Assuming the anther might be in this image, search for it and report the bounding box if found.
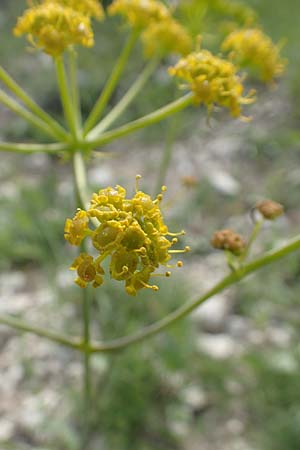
[135,174,142,192]
[177,261,183,267]
[167,230,185,237]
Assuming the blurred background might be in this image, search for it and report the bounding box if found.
[1,1,300,449]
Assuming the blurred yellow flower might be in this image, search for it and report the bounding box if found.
[14,2,95,56]
[141,18,192,58]
[45,0,104,19]
[108,0,171,30]
[222,28,286,83]
[169,49,255,118]
[65,177,189,296]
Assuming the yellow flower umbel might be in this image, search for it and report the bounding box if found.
[221,28,286,83]
[108,0,171,30]
[169,49,255,118]
[141,18,192,58]
[14,2,96,56]
[44,0,104,19]
[64,176,189,296]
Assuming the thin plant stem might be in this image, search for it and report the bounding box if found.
[0,314,81,350]
[86,56,160,138]
[72,150,93,448]
[0,88,65,140]
[0,141,70,153]
[87,233,300,353]
[154,112,181,195]
[84,93,194,150]
[73,150,89,209]
[0,65,69,141]
[1,233,299,352]
[68,49,82,132]
[84,29,139,134]
[240,219,264,263]
[81,286,92,449]
[55,56,78,138]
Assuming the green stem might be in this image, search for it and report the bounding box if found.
[84,93,194,150]
[0,88,65,140]
[81,287,92,449]
[73,151,93,448]
[154,113,180,195]
[55,57,78,138]
[0,65,69,141]
[0,141,70,153]
[87,233,300,353]
[0,314,81,350]
[68,49,82,132]
[73,150,89,209]
[87,57,160,138]
[1,234,299,353]
[84,29,139,134]
[240,220,264,263]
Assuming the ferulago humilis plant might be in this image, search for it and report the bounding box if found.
[0,0,297,448]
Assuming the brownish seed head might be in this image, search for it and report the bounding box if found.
[256,200,284,220]
[211,229,246,255]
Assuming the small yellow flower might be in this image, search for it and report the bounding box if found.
[141,18,192,57]
[108,0,171,30]
[64,209,90,246]
[14,2,95,56]
[65,177,189,295]
[221,28,286,83]
[70,253,104,288]
[169,49,255,118]
[45,0,104,19]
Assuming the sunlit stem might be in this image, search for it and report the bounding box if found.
[55,56,78,138]
[84,29,139,134]
[0,141,70,154]
[87,56,160,139]
[68,48,82,132]
[84,93,194,150]
[73,150,89,210]
[0,65,69,141]
[0,88,64,140]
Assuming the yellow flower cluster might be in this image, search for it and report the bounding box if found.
[169,49,255,118]
[45,0,104,19]
[64,177,189,296]
[108,0,170,30]
[141,19,192,58]
[222,28,286,83]
[14,0,104,56]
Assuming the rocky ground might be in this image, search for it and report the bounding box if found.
[0,85,298,450]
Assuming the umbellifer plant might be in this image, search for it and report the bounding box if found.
[0,0,297,448]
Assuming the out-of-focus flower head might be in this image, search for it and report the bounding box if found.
[44,0,104,20]
[222,28,286,83]
[108,0,171,30]
[141,17,192,58]
[14,0,103,56]
[255,200,284,220]
[169,47,255,119]
[211,229,246,255]
[64,176,189,295]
